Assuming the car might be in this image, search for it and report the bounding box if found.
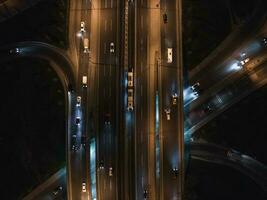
[163,13,168,23]
[227,149,242,161]
[203,104,213,113]
[82,182,86,192]
[262,38,267,45]
[76,96,81,106]
[191,82,201,95]
[109,167,113,176]
[172,93,178,105]
[99,160,104,170]
[110,42,115,53]
[239,58,250,66]
[167,48,172,63]
[52,186,62,196]
[75,117,81,125]
[83,38,89,53]
[80,21,85,32]
[9,48,20,54]
[72,135,79,152]
[104,113,111,124]
[164,108,171,120]
[81,135,86,147]
[143,189,148,199]
[172,167,178,179]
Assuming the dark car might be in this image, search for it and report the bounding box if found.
[52,186,63,196]
[99,160,104,170]
[163,13,168,23]
[75,117,81,125]
[104,113,111,124]
[172,167,179,179]
[143,189,148,199]
[81,135,86,147]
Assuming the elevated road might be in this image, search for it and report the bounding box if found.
[191,142,267,192]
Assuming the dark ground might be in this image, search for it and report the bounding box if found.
[0,0,68,49]
[184,159,266,200]
[193,83,267,165]
[182,0,262,70]
[0,58,65,199]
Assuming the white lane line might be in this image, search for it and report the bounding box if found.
[111,0,113,8]
[105,0,107,8]
[110,19,113,31]
[104,66,106,76]
[109,86,111,97]
[109,65,111,76]
[141,15,144,29]
[104,42,106,54]
[140,61,143,74]
[104,19,107,32]
[141,84,143,97]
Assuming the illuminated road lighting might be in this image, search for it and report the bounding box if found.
[229,62,242,71]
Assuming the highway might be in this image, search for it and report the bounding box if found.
[93,0,120,199]
[159,0,184,199]
[5,0,267,200]
[186,31,267,136]
[134,0,151,199]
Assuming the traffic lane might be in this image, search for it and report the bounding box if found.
[102,4,118,200]
[135,70,149,199]
[68,0,83,67]
[189,39,266,96]
[161,66,180,199]
[188,48,267,112]
[135,1,149,198]
[187,61,267,133]
[23,168,66,200]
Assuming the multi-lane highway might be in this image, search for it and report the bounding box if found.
[8,0,267,200]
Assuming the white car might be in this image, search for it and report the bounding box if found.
[240,58,250,66]
[80,21,85,32]
[164,108,171,120]
[76,96,81,106]
[172,93,178,105]
[82,182,86,192]
[167,48,173,63]
[110,42,115,53]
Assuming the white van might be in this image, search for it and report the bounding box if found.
[82,76,87,88]
[83,38,89,53]
[167,48,173,63]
